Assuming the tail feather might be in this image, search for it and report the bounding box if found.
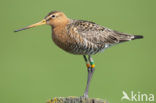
[114,31,143,43]
[132,35,144,40]
[119,35,143,43]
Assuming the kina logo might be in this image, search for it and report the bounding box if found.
[121,91,155,102]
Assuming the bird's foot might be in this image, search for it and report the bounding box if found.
[81,94,89,98]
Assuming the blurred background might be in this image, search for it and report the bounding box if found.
[0,0,155,103]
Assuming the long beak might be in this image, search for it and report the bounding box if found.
[14,19,46,32]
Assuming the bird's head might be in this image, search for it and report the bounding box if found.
[45,11,69,27]
[14,11,69,32]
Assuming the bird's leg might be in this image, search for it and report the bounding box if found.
[83,55,95,98]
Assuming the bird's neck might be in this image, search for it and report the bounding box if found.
[51,24,71,52]
[51,18,70,37]
[51,18,70,28]
[51,24,68,42]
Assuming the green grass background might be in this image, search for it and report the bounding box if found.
[0,0,155,103]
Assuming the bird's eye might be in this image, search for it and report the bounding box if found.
[51,15,56,18]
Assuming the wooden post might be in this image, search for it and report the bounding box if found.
[47,96,108,103]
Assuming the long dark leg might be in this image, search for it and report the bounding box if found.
[83,55,95,97]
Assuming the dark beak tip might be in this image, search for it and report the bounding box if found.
[14,30,18,32]
[13,27,28,32]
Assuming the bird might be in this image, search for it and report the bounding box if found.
[14,11,143,98]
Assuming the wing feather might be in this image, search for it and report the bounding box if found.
[69,20,133,45]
